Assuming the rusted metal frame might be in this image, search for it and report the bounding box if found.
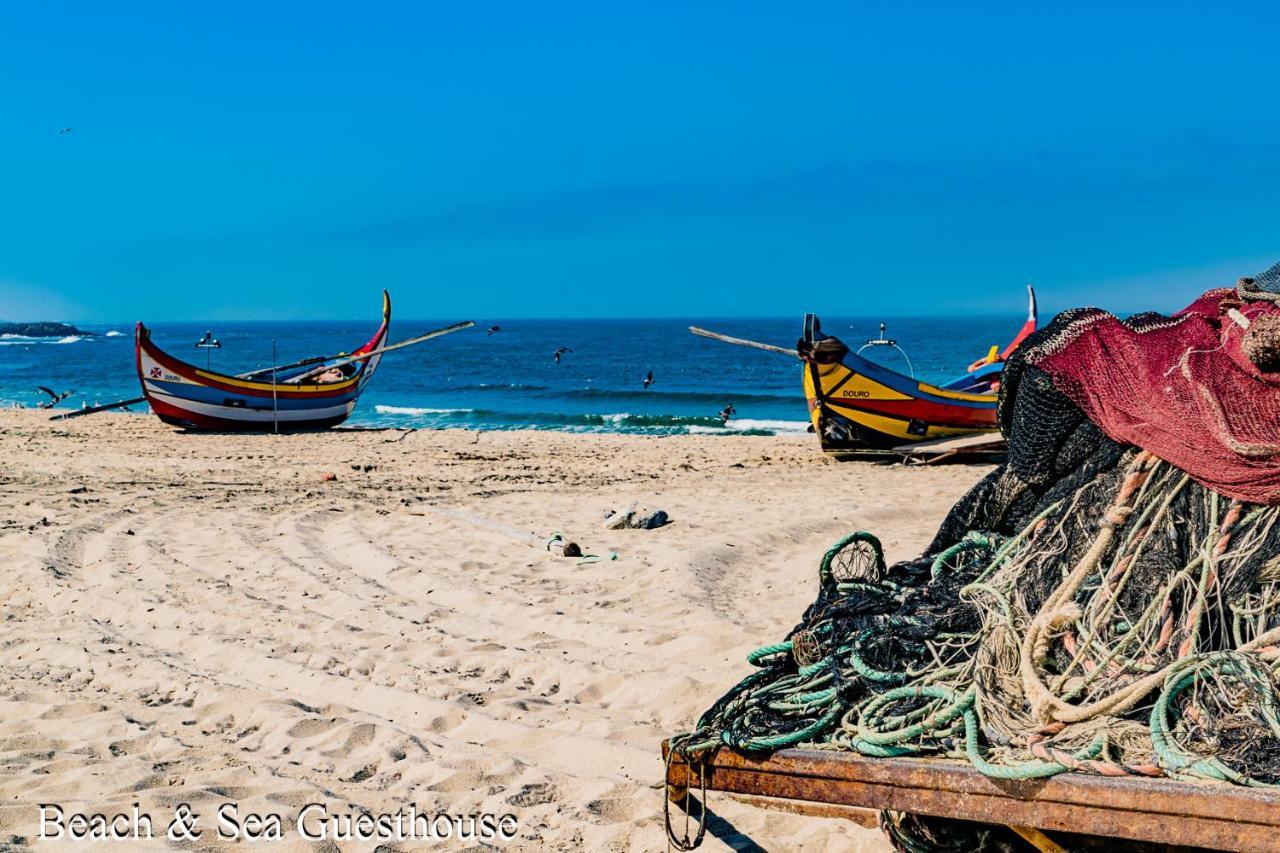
[662,743,1280,852]
[721,793,878,827]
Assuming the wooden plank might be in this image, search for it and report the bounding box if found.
[892,433,1007,455]
[662,744,1280,852]
[893,433,1007,465]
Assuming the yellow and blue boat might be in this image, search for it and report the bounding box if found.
[800,287,1037,453]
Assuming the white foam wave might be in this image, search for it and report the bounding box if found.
[0,334,86,345]
[105,330,124,337]
[726,418,811,433]
[375,405,474,416]
[685,419,811,435]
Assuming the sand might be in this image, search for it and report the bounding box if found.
[0,409,989,851]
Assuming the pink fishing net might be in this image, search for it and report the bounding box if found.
[1029,281,1280,504]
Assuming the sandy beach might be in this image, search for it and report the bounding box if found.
[0,410,988,851]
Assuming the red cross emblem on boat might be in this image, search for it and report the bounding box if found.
[150,367,162,378]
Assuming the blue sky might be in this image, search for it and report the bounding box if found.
[2,2,1278,321]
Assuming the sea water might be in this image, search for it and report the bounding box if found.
[0,316,1022,435]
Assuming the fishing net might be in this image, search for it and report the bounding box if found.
[1029,272,1280,504]
[668,269,1280,851]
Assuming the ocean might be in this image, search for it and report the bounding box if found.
[0,316,1024,435]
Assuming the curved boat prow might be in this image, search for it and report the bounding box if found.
[1000,284,1038,360]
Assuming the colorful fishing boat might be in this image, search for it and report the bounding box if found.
[134,292,392,431]
[688,286,1037,456]
[799,286,1037,453]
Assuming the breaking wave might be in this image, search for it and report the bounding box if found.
[413,384,799,406]
[364,405,809,436]
[0,334,88,345]
[374,405,475,415]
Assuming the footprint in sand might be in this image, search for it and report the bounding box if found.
[584,797,632,823]
[38,702,106,720]
[285,717,341,739]
[426,708,466,734]
[505,781,558,807]
[322,722,376,758]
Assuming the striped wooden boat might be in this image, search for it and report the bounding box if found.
[135,292,391,431]
[801,287,1036,454]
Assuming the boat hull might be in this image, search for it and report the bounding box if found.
[803,352,997,454]
[800,288,1035,455]
[135,293,390,432]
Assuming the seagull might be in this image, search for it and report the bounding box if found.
[59,127,74,134]
[486,325,501,336]
[643,370,654,390]
[553,347,573,364]
[35,386,74,409]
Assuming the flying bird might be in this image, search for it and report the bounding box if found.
[486,325,501,336]
[643,370,654,390]
[59,127,74,134]
[35,386,74,409]
[553,347,573,364]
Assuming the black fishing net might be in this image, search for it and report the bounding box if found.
[669,310,1280,852]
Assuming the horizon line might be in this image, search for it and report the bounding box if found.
[29,309,1050,326]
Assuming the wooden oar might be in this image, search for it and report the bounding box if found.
[241,320,476,380]
[689,326,798,359]
[51,397,147,420]
[52,320,476,421]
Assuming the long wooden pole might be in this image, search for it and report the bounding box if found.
[688,326,798,359]
[240,320,475,381]
[52,396,147,420]
[292,320,475,378]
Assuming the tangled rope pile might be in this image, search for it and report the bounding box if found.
[668,271,1280,850]
[672,453,1280,779]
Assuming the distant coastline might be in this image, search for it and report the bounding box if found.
[0,321,97,338]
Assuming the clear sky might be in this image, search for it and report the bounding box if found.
[2,1,1278,321]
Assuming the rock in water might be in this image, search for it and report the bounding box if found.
[0,321,97,337]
